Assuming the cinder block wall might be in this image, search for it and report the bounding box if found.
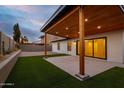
[20,44,52,52]
[0,50,21,87]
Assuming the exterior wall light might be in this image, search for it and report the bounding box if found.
[73,41,76,45]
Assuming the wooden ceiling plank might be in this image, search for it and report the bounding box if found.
[46,6,79,33]
[46,6,124,39]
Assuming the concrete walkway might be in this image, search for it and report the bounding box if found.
[19,51,57,57]
[45,56,124,78]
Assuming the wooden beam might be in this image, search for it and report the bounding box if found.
[44,33,47,56]
[46,7,79,33]
[79,6,85,75]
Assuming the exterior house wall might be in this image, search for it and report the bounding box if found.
[52,39,77,55]
[52,41,68,54]
[2,33,10,53]
[66,39,77,55]
[59,41,68,54]
[0,32,16,56]
[85,30,124,63]
[52,30,124,63]
[48,34,64,44]
[40,34,65,45]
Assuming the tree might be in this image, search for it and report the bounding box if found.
[13,23,21,43]
[20,36,28,44]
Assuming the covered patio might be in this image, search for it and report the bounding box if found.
[45,56,124,79]
[41,5,124,79]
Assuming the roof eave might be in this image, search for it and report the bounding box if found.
[119,5,124,12]
[41,5,123,33]
[40,5,67,32]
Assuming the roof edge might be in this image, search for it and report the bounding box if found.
[40,5,67,32]
[51,38,68,42]
[41,5,123,33]
[119,5,124,12]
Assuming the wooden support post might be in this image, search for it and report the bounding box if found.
[79,6,85,75]
[44,33,47,56]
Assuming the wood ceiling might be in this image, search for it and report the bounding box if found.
[46,5,124,39]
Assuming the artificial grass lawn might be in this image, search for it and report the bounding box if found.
[3,56,124,88]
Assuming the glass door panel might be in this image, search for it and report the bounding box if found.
[85,40,93,56]
[94,38,106,59]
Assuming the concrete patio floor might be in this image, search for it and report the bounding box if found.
[45,56,124,78]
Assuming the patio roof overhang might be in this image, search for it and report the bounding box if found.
[41,5,124,78]
[41,5,124,39]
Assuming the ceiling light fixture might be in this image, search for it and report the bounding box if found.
[65,27,69,30]
[55,32,58,34]
[97,26,101,29]
[85,18,88,22]
[66,35,69,37]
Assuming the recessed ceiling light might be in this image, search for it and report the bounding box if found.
[65,27,69,30]
[85,18,88,22]
[66,35,69,37]
[56,32,58,34]
[97,26,101,29]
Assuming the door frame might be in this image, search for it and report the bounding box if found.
[76,37,107,60]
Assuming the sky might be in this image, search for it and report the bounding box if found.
[0,5,59,42]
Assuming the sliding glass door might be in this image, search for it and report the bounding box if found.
[76,37,107,59]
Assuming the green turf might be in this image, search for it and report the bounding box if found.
[3,56,124,88]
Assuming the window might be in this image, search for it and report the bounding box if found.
[67,41,72,51]
[57,42,60,50]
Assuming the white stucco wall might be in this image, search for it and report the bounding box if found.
[85,30,124,63]
[0,32,15,55]
[52,39,77,55]
[52,30,124,63]
[1,33,10,53]
[52,41,67,54]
